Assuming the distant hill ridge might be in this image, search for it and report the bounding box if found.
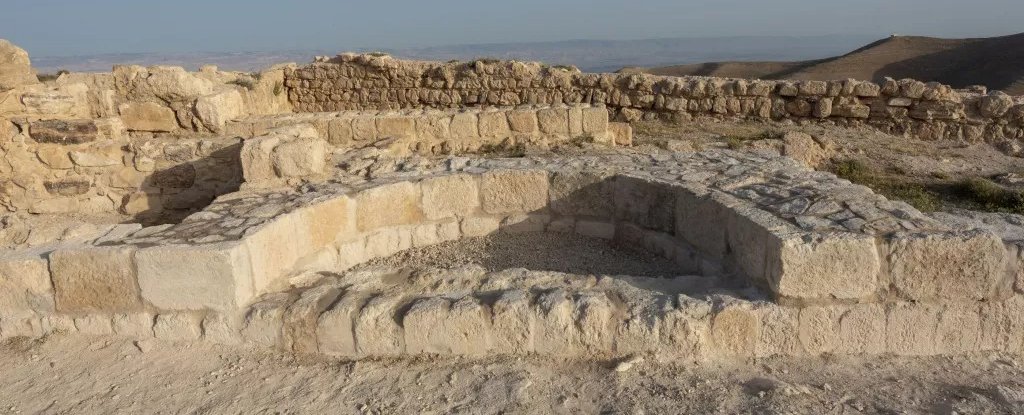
[628,32,1024,95]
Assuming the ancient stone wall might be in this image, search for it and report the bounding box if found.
[0,118,242,222]
[2,151,1021,360]
[285,53,1024,144]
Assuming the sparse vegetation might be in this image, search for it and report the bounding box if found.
[37,69,70,82]
[229,77,257,90]
[830,159,942,212]
[957,177,1024,214]
[273,81,284,96]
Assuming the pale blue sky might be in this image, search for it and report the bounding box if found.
[3,0,1023,57]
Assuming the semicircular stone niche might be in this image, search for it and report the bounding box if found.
[7,150,1021,360]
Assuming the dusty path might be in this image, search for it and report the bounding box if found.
[3,335,1024,414]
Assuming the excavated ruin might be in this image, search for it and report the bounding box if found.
[2,44,1024,360]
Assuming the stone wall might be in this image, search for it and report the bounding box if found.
[2,151,1021,359]
[0,39,291,219]
[285,53,1024,145]
[0,119,242,223]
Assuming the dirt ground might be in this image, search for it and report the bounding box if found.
[2,335,1024,414]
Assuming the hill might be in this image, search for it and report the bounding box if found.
[632,33,1024,95]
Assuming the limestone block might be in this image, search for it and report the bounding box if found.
[710,300,758,358]
[49,245,142,313]
[568,107,583,137]
[414,115,451,142]
[297,195,354,248]
[575,220,615,239]
[74,315,113,336]
[798,306,842,355]
[755,304,800,357]
[136,242,255,311]
[726,205,801,283]
[29,119,98,144]
[284,281,342,353]
[936,303,981,354]
[461,216,501,238]
[836,304,886,355]
[659,297,712,358]
[547,217,576,234]
[69,146,120,167]
[507,110,538,133]
[326,118,353,146]
[407,296,490,356]
[195,89,245,133]
[0,248,54,315]
[608,122,632,146]
[500,213,550,233]
[36,145,73,169]
[766,233,880,300]
[491,290,534,354]
[481,169,549,214]
[154,313,203,341]
[336,239,367,271]
[240,134,282,184]
[134,65,214,101]
[317,290,369,357]
[674,187,732,260]
[272,137,327,178]
[478,111,511,138]
[537,108,569,134]
[549,170,615,218]
[363,227,413,258]
[617,175,676,233]
[241,293,292,348]
[421,174,479,220]
[403,297,451,354]
[581,107,609,137]
[449,113,479,138]
[119,101,179,132]
[574,292,614,354]
[351,117,377,142]
[0,40,38,90]
[533,290,578,355]
[980,296,1024,353]
[886,302,940,356]
[202,313,241,345]
[355,181,423,231]
[376,117,415,139]
[888,230,1005,301]
[41,315,76,334]
[979,91,1014,118]
[242,213,311,294]
[0,316,43,339]
[111,312,155,338]
[354,293,406,356]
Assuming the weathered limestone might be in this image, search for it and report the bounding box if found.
[481,169,549,214]
[49,245,142,313]
[0,39,38,90]
[119,101,179,132]
[285,54,1024,142]
[888,230,1006,301]
[135,242,254,310]
[421,174,479,220]
[766,233,880,301]
[355,181,424,231]
[0,248,54,315]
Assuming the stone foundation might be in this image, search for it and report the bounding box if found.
[2,150,1021,360]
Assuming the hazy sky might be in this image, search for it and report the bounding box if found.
[3,0,1023,57]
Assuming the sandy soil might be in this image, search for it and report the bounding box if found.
[3,335,1024,414]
